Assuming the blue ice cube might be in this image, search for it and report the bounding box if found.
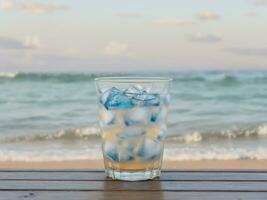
[99,87,120,105]
[117,128,145,139]
[133,92,160,107]
[137,139,162,160]
[100,87,133,110]
[105,93,133,110]
[124,85,160,107]
[134,92,155,101]
[143,94,160,106]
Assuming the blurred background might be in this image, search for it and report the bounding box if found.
[1,0,267,71]
[0,0,267,167]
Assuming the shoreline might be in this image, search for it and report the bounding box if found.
[0,159,267,169]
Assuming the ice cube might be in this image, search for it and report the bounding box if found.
[117,128,145,139]
[99,87,120,105]
[103,141,134,162]
[134,92,155,101]
[124,85,143,96]
[103,141,119,161]
[133,92,160,107]
[138,139,162,160]
[99,107,115,126]
[101,87,133,110]
[149,106,168,123]
[150,113,157,122]
[164,94,171,105]
[124,85,161,107]
[143,94,160,106]
[156,131,165,140]
[120,134,145,155]
[117,146,134,162]
[124,107,148,126]
[106,93,133,109]
[149,107,161,122]
[146,125,165,140]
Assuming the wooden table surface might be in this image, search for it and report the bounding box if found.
[0,170,267,200]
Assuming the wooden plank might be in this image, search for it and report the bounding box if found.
[1,180,267,191]
[1,169,267,172]
[1,171,267,181]
[1,191,267,200]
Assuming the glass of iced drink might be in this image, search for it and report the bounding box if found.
[95,77,171,181]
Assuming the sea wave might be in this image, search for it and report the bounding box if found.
[1,71,267,84]
[164,147,267,160]
[0,72,18,78]
[212,74,239,86]
[173,73,267,86]
[0,72,142,82]
[0,72,101,83]
[0,146,267,161]
[173,76,206,82]
[166,124,267,143]
[0,127,101,143]
[173,74,238,82]
[0,148,102,162]
[2,124,267,144]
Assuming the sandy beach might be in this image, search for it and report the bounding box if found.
[1,159,267,169]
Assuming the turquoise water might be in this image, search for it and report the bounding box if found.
[1,71,267,161]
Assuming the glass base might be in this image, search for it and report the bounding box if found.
[106,168,161,181]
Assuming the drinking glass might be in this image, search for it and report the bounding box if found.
[95,77,171,181]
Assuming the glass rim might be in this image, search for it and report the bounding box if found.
[95,76,172,83]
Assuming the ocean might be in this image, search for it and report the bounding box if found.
[1,71,267,162]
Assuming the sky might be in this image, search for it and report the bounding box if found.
[0,0,267,72]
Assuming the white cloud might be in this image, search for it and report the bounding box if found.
[245,11,260,16]
[24,36,41,49]
[104,41,128,56]
[154,17,195,26]
[253,0,267,5]
[189,32,222,43]
[0,0,66,14]
[247,0,267,6]
[0,36,40,50]
[197,11,220,20]
[113,12,142,18]
[0,0,14,10]
[0,36,28,49]
[225,48,267,56]
[19,2,66,14]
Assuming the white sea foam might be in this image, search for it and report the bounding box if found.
[257,124,267,136]
[54,127,100,138]
[164,147,267,161]
[0,72,17,78]
[0,126,101,143]
[0,147,102,162]
[170,131,203,143]
[0,145,267,161]
[2,124,267,144]
[167,124,267,143]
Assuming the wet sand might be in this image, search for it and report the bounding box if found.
[0,159,267,169]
